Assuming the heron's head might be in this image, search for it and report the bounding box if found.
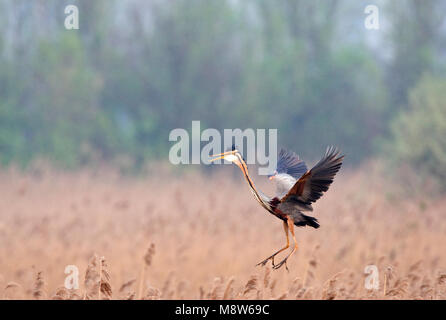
[209,145,245,169]
[267,171,278,181]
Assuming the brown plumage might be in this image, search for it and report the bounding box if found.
[210,146,344,270]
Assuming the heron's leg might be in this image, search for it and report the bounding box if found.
[256,220,289,267]
[273,218,298,271]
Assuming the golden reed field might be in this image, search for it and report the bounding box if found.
[0,164,445,300]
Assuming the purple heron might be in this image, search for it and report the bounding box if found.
[209,146,344,270]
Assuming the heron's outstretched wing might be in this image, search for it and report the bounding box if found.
[280,146,344,206]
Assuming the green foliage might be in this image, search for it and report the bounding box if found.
[386,0,445,108]
[31,34,102,167]
[0,0,445,173]
[390,75,446,188]
[0,60,27,165]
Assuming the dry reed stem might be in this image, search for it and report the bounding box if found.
[99,256,112,300]
[223,277,235,300]
[84,254,100,299]
[138,243,155,299]
[33,271,46,299]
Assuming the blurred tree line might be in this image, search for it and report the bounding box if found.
[0,0,445,183]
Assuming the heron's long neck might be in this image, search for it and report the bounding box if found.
[237,159,271,210]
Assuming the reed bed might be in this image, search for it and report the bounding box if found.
[0,165,445,299]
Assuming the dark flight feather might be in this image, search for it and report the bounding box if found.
[276,148,307,179]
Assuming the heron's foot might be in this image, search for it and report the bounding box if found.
[272,258,289,271]
[255,255,276,267]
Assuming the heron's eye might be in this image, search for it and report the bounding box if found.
[225,144,238,152]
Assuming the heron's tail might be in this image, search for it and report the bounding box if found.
[296,214,320,229]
